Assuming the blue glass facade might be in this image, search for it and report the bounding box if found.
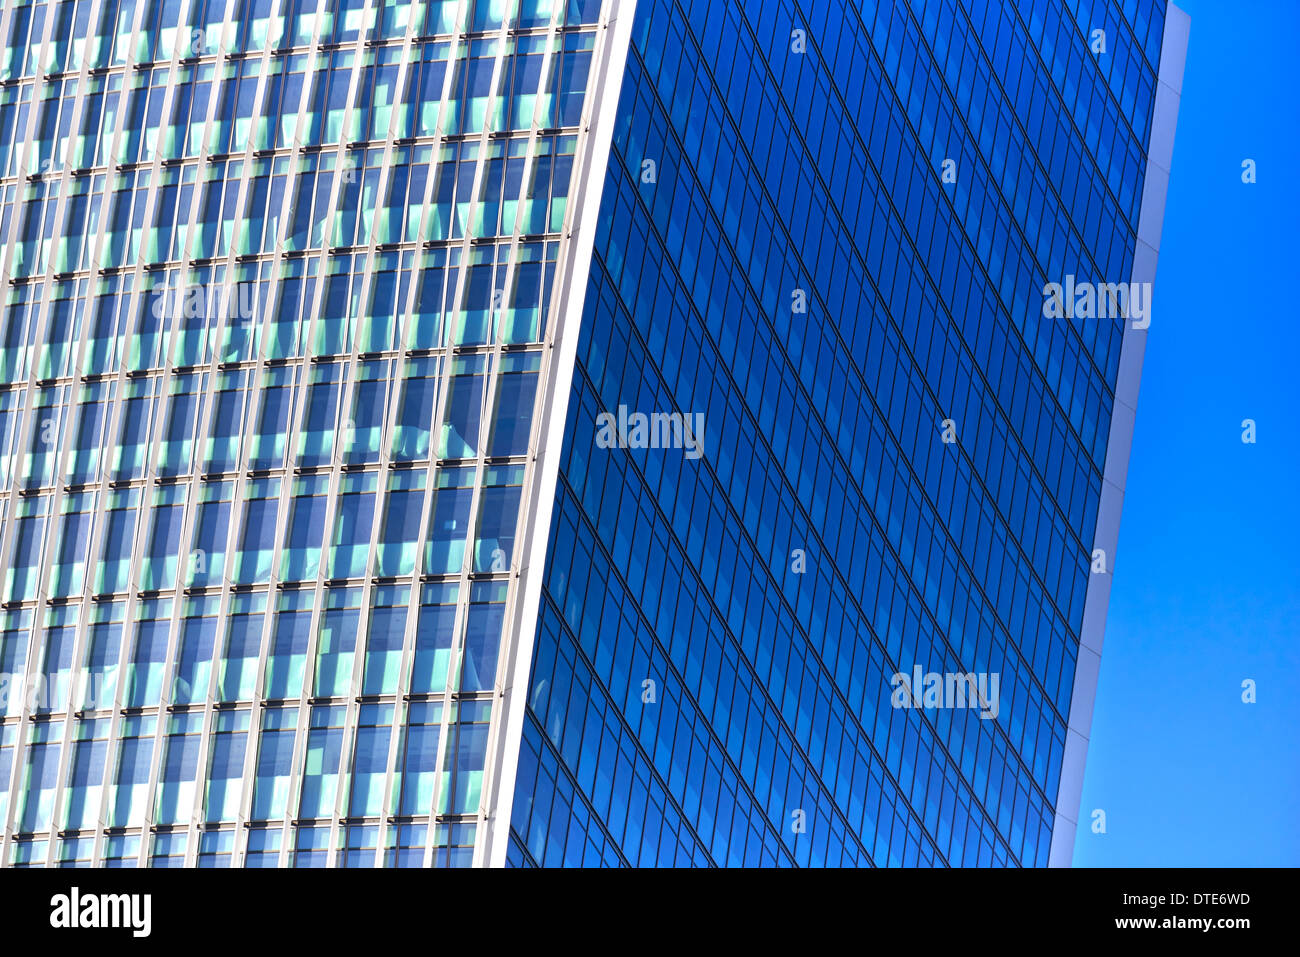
[506,0,1171,866]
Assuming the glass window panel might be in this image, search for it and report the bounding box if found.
[186,481,234,588]
[197,830,235,868]
[251,706,298,821]
[249,367,295,468]
[139,484,186,591]
[17,719,63,832]
[173,596,219,705]
[34,607,76,713]
[440,700,490,815]
[281,475,330,582]
[375,472,425,576]
[81,601,126,711]
[473,464,524,573]
[396,701,443,815]
[62,718,110,831]
[125,600,172,709]
[460,581,506,692]
[424,467,475,574]
[95,487,141,595]
[233,478,280,584]
[328,472,377,579]
[438,355,486,458]
[244,825,282,868]
[103,834,140,868]
[348,703,393,817]
[106,716,156,829]
[314,587,361,698]
[205,710,249,824]
[362,585,408,695]
[266,591,313,700]
[0,608,34,719]
[218,593,266,702]
[156,712,204,825]
[412,584,458,695]
[298,705,346,819]
[391,357,440,461]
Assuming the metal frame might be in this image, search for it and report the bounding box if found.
[1048,1,1189,868]
[477,0,637,869]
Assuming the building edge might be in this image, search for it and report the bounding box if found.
[477,0,638,868]
[1048,2,1190,867]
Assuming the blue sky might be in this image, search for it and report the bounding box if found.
[1073,0,1300,866]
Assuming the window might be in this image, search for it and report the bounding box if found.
[362,586,408,695]
[348,704,394,817]
[17,719,63,832]
[440,699,491,815]
[266,591,313,700]
[396,701,443,815]
[205,710,249,824]
[298,705,346,819]
[125,600,172,708]
[107,716,156,829]
[314,587,361,697]
[474,464,524,573]
[375,472,425,576]
[460,582,506,692]
[139,485,186,591]
[173,596,219,705]
[218,593,266,703]
[156,712,204,825]
[187,481,234,587]
[281,475,330,582]
[425,467,476,574]
[233,478,280,584]
[251,707,298,821]
[328,472,377,579]
[413,583,459,694]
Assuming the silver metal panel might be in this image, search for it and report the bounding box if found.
[1049,0,1190,868]
[479,0,638,870]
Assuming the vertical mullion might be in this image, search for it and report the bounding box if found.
[130,0,248,869]
[177,0,297,869]
[416,0,572,870]
[271,0,383,870]
[320,3,430,866]
[222,0,344,869]
[23,0,121,867]
[0,0,128,869]
[477,0,637,867]
[377,0,475,864]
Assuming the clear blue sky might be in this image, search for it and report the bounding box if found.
[1073,0,1300,866]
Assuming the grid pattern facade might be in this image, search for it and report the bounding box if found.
[506,0,1168,865]
[0,0,610,867]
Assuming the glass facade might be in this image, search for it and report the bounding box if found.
[0,0,1180,869]
[503,0,1173,866]
[0,0,613,867]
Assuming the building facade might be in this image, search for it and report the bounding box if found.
[498,0,1186,867]
[0,0,1184,868]
[0,0,622,868]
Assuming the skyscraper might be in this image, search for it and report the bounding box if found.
[0,0,1184,869]
[495,0,1188,868]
